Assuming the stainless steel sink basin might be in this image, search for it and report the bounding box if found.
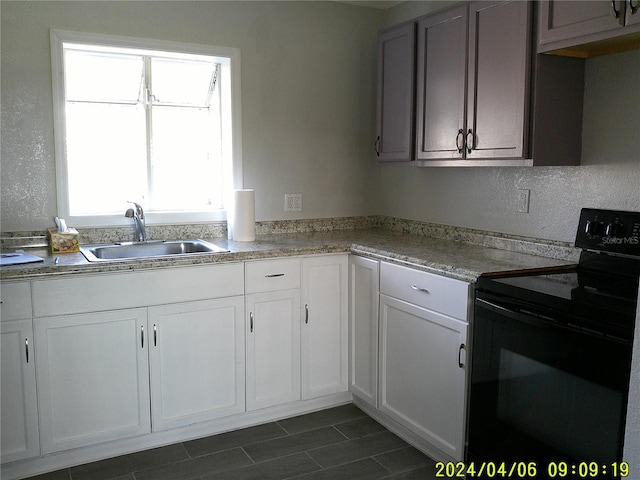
[80,239,229,262]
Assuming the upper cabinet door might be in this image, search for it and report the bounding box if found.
[375,23,415,163]
[539,1,625,46]
[415,5,468,160]
[538,1,640,56]
[466,1,532,160]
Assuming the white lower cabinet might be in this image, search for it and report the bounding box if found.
[148,297,245,431]
[348,255,379,407]
[1,319,40,463]
[349,258,471,462]
[246,289,302,411]
[301,255,348,400]
[34,308,151,454]
[379,294,468,460]
[4,256,350,478]
[1,281,39,464]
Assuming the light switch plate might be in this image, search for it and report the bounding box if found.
[517,189,530,213]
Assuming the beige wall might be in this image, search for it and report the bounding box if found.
[3,1,638,242]
[1,1,383,231]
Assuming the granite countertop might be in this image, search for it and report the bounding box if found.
[0,227,577,283]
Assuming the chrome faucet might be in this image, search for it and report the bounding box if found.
[125,201,146,242]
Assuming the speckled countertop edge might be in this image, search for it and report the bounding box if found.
[0,218,579,283]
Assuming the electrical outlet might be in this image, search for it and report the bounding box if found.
[517,189,530,213]
[284,194,302,212]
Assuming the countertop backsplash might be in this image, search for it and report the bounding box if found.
[0,215,580,262]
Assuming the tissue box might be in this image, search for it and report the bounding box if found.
[48,228,80,254]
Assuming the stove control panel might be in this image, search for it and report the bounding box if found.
[576,208,640,257]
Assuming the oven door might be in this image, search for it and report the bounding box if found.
[468,293,631,468]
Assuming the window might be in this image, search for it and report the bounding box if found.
[50,30,242,227]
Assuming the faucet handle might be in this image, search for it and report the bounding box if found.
[126,201,144,219]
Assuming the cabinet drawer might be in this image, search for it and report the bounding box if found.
[32,263,244,317]
[245,258,301,294]
[380,262,469,320]
[1,281,32,321]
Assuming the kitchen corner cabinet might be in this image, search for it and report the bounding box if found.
[375,22,416,163]
[538,1,640,57]
[415,1,532,163]
[379,262,470,461]
[348,255,379,408]
[378,0,584,166]
[34,309,151,454]
[301,255,348,400]
[148,297,245,431]
[1,282,39,463]
[245,258,302,411]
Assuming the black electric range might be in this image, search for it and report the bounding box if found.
[468,208,640,476]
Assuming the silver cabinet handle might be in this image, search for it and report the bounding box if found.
[153,324,157,347]
[141,325,144,348]
[458,343,466,368]
[265,273,285,278]
[250,312,254,333]
[456,129,464,154]
[25,338,30,363]
[305,304,309,324]
[466,128,474,154]
[410,284,430,294]
[630,0,639,15]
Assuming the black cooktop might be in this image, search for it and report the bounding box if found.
[476,208,640,342]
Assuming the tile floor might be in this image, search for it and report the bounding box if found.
[24,404,439,480]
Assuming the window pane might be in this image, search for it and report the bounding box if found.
[66,103,147,215]
[65,49,144,103]
[150,106,222,211]
[151,58,216,105]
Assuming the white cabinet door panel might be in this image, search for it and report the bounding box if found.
[149,297,245,431]
[379,294,468,460]
[348,256,380,407]
[246,290,301,411]
[302,255,348,400]
[35,309,151,454]
[1,319,40,462]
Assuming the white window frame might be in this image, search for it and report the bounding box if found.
[50,29,243,227]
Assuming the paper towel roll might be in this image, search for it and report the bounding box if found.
[232,189,256,241]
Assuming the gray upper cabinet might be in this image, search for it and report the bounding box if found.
[538,1,640,57]
[415,1,532,164]
[376,0,584,167]
[375,22,415,163]
[466,0,531,161]
[415,5,468,161]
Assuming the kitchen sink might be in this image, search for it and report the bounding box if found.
[80,240,229,262]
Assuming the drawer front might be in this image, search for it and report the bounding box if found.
[245,258,301,294]
[380,262,469,320]
[1,281,32,321]
[32,263,244,317]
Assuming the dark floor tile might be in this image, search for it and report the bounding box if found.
[373,446,432,474]
[23,469,71,480]
[334,417,386,439]
[308,431,407,469]
[387,465,438,479]
[277,405,367,435]
[70,444,188,480]
[133,448,252,480]
[243,426,347,464]
[203,452,320,480]
[288,458,391,480]
[183,422,288,458]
